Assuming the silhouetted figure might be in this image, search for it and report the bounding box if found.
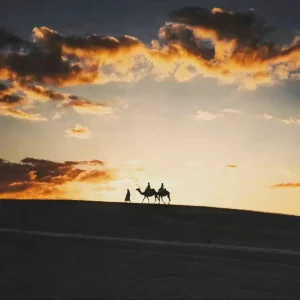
[125,189,131,203]
[136,188,158,203]
[159,183,165,193]
[156,183,171,205]
[145,182,151,192]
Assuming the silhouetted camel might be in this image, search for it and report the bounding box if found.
[156,189,171,205]
[136,188,158,203]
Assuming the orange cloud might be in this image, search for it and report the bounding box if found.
[0,28,99,87]
[0,85,26,107]
[60,34,144,63]
[270,182,300,188]
[65,124,92,139]
[65,99,113,115]
[75,170,113,183]
[32,26,145,84]
[224,164,238,169]
[0,83,47,121]
[15,81,66,101]
[173,64,198,81]
[0,157,115,199]
[0,82,17,97]
[0,8,299,101]
[156,7,300,88]
[0,107,47,121]
[81,160,103,166]
[0,81,115,120]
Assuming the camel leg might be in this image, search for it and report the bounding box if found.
[142,196,146,203]
[168,195,171,205]
[147,197,150,203]
[161,196,166,205]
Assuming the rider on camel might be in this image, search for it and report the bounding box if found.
[159,183,165,193]
[145,182,151,193]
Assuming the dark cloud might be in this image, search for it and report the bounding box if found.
[0,83,25,109]
[0,82,16,97]
[0,94,25,106]
[156,7,300,88]
[33,26,143,60]
[0,26,99,86]
[1,181,65,198]
[0,157,114,199]
[0,7,299,99]
[0,81,113,120]
[0,82,47,120]
[16,81,66,101]
[169,7,273,47]
[0,26,143,87]
[0,27,24,48]
[1,49,97,86]
[158,23,215,60]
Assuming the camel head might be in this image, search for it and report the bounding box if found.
[136,188,143,195]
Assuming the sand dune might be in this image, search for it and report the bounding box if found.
[1,200,300,298]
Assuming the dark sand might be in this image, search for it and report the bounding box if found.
[1,200,300,299]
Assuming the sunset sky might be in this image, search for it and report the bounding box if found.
[0,0,300,216]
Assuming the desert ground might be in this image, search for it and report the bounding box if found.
[1,200,300,299]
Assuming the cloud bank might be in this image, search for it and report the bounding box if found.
[0,7,299,120]
[0,157,114,199]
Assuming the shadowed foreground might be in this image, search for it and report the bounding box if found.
[1,200,300,299]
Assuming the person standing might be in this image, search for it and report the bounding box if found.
[125,189,131,203]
